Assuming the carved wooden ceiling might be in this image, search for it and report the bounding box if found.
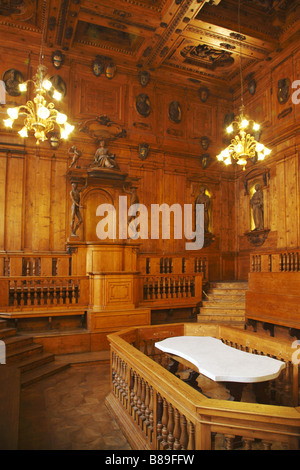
[0,0,299,91]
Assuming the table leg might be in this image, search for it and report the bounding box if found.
[253,381,269,404]
[224,382,244,401]
[182,370,203,393]
[167,358,179,374]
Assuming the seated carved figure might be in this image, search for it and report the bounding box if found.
[93,140,119,169]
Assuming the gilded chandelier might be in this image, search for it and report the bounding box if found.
[216,0,271,171]
[3,64,74,145]
[217,105,271,170]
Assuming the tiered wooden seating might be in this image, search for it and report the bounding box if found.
[246,249,300,337]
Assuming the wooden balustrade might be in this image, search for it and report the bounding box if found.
[250,250,300,273]
[105,323,300,451]
[138,254,208,280]
[0,276,89,309]
[139,273,202,307]
[0,253,72,277]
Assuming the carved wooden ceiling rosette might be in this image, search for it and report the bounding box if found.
[0,0,298,91]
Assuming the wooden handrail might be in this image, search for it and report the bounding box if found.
[106,323,300,450]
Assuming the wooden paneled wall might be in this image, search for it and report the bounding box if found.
[234,44,300,279]
[1,40,300,281]
[0,43,236,280]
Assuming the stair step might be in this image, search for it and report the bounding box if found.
[200,307,245,315]
[209,288,247,295]
[202,299,246,308]
[3,335,34,352]
[14,352,56,373]
[0,327,17,339]
[6,343,43,364]
[210,282,248,289]
[21,361,70,388]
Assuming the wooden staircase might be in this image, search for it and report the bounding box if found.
[197,281,248,326]
[0,319,69,388]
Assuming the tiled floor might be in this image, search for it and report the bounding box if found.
[18,362,132,450]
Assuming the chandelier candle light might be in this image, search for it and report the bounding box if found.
[3,64,74,144]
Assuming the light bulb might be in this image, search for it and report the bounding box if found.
[19,83,27,92]
[224,157,231,165]
[7,107,19,120]
[56,112,67,124]
[236,142,243,154]
[217,153,224,161]
[264,147,271,156]
[37,105,50,119]
[3,118,13,128]
[256,143,264,152]
[226,125,233,134]
[241,119,249,128]
[53,90,62,101]
[18,127,28,138]
[257,153,265,161]
[64,122,74,135]
[42,79,52,91]
[253,123,260,131]
[237,158,247,166]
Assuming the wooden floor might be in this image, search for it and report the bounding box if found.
[18,358,132,451]
[17,352,288,451]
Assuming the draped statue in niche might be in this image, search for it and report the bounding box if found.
[250,183,264,231]
[195,186,210,233]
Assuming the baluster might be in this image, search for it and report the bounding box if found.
[161,277,166,299]
[59,280,64,305]
[53,279,58,305]
[136,375,142,425]
[143,382,150,435]
[187,421,195,450]
[173,409,181,450]
[179,414,188,450]
[112,352,117,394]
[28,280,34,306]
[167,278,171,299]
[113,355,119,396]
[156,394,163,447]
[262,440,273,450]
[187,277,191,297]
[224,434,236,450]
[243,438,254,450]
[71,280,76,304]
[144,278,149,300]
[140,378,146,427]
[118,359,125,404]
[20,281,25,306]
[47,279,51,305]
[148,387,154,443]
[160,258,163,274]
[180,277,184,298]
[65,279,70,305]
[129,369,135,412]
[167,403,175,449]
[160,398,169,449]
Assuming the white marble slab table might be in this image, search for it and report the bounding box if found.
[155,336,286,401]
